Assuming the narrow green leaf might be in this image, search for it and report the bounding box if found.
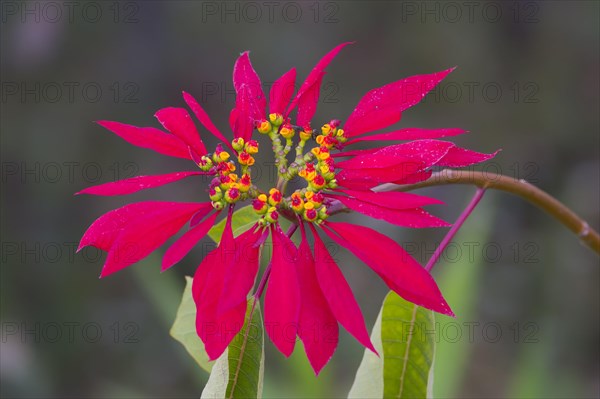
[202,299,264,399]
[170,276,212,372]
[208,205,260,243]
[347,292,436,399]
[382,292,436,399]
[226,299,264,398]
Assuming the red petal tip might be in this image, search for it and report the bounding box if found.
[366,341,378,355]
[440,302,456,318]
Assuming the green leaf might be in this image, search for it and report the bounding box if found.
[347,306,384,398]
[170,276,212,373]
[202,299,264,399]
[382,292,436,399]
[347,292,436,399]
[201,346,229,398]
[208,205,260,243]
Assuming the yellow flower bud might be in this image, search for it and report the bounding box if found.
[245,140,259,154]
[280,125,295,139]
[257,120,272,134]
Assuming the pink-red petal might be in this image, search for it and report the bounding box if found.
[333,189,443,209]
[297,223,338,375]
[161,211,219,271]
[233,51,266,121]
[287,42,353,117]
[217,225,263,314]
[346,128,467,145]
[322,222,454,316]
[76,171,206,196]
[193,210,247,360]
[182,91,234,151]
[326,194,450,228]
[436,146,499,167]
[100,202,207,277]
[155,107,207,157]
[96,120,190,159]
[344,68,455,137]
[309,224,376,354]
[264,224,300,357]
[270,68,296,115]
[79,201,172,252]
[331,148,378,159]
[296,71,325,128]
[337,140,454,170]
[393,170,433,185]
[229,103,254,141]
[336,163,426,190]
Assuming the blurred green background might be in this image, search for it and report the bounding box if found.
[1,1,598,397]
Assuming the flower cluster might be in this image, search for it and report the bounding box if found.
[78,43,495,374]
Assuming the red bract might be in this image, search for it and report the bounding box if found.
[296,223,338,373]
[343,68,454,137]
[270,68,296,115]
[78,43,497,375]
[264,224,301,356]
[287,42,353,122]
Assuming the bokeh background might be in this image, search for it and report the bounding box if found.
[1,1,599,397]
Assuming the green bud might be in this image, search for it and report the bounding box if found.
[212,200,225,211]
[198,156,213,171]
[269,113,283,127]
[232,138,245,152]
[264,207,279,224]
[318,206,329,220]
[209,186,223,201]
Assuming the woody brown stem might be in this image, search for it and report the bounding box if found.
[373,169,600,255]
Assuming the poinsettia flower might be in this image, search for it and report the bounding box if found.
[78,42,498,375]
